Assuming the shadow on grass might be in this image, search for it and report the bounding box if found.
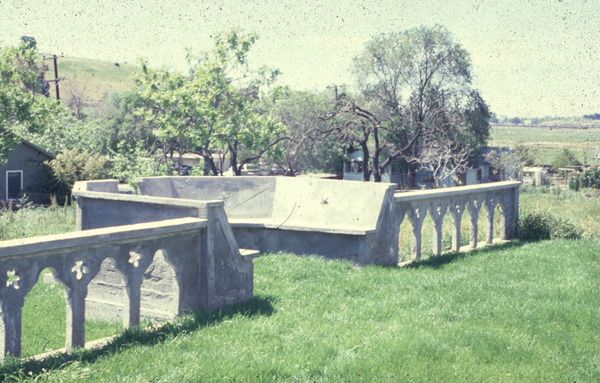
[0,295,276,382]
[402,240,527,270]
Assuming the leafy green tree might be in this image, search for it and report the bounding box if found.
[552,148,581,171]
[0,43,60,162]
[509,117,522,125]
[134,30,287,176]
[109,141,172,184]
[330,25,489,182]
[13,109,106,155]
[19,36,37,50]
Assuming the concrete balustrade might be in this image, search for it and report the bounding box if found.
[394,181,520,260]
[0,177,520,361]
[0,196,257,361]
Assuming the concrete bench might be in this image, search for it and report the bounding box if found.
[135,176,399,265]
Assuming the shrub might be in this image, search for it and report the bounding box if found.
[580,166,600,189]
[569,175,580,191]
[46,149,110,198]
[518,212,582,241]
[568,166,600,191]
[552,148,581,171]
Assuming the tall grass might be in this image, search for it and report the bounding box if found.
[520,185,600,239]
[0,201,76,241]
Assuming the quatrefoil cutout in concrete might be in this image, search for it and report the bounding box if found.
[129,251,142,268]
[5,269,20,290]
[71,261,89,280]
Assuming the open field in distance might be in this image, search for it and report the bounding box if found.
[489,124,600,166]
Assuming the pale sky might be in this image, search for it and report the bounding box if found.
[1,0,599,118]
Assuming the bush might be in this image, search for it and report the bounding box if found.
[568,166,600,191]
[552,148,581,171]
[46,149,110,199]
[518,212,582,241]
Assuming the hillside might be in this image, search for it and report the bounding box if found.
[42,55,138,113]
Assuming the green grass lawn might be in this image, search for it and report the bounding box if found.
[2,197,600,382]
[2,239,599,382]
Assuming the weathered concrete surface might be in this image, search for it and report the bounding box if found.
[0,218,206,360]
[394,181,521,259]
[73,183,256,320]
[136,176,400,266]
[0,191,258,361]
[137,176,277,219]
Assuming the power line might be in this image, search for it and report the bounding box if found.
[43,54,64,100]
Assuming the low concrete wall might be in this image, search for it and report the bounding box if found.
[0,181,259,361]
[394,181,521,259]
[0,218,214,360]
[136,177,399,266]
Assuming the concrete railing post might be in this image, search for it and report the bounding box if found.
[484,196,499,244]
[448,200,466,252]
[124,276,142,329]
[467,197,483,249]
[406,203,428,260]
[65,285,87,352]
[0,297,24,361]
[499,194,513,240]
[430,202,448,256]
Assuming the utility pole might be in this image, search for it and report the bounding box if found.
[326,84,346,102]
[44,54,63,100]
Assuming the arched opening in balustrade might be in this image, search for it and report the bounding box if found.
[85,258,125,340]
[140,249,180,321]
[21,268,67,358]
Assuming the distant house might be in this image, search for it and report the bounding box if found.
[343,149,494,189]
[170,152,232,175]
[0,139,55,203]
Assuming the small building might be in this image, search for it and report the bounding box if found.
[522,166,548,186]
[343,150,409,184]
[343,150,470,189]
[0,139,55,203]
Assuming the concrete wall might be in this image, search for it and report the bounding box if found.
[137,176,276,219]
[0,218,218,360]
[72,182,255,323]
[137,176,399,266]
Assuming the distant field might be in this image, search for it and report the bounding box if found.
[489,124,600,165]
[43,55,138,113]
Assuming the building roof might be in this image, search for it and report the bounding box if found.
[19,139,56,159]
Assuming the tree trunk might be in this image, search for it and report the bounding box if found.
[360,141,370,182]
[372,146,382,183]
[229,147,243,176]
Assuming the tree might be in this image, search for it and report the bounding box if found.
[262,87,343,175]
[19,36,37,50]
[0,42,59,163]
[134,30,287,176]
[328,25,489,183]
[485,145,537,180]
[46,149,110,199]
[552,148,581,171]
[509,117,522,125]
